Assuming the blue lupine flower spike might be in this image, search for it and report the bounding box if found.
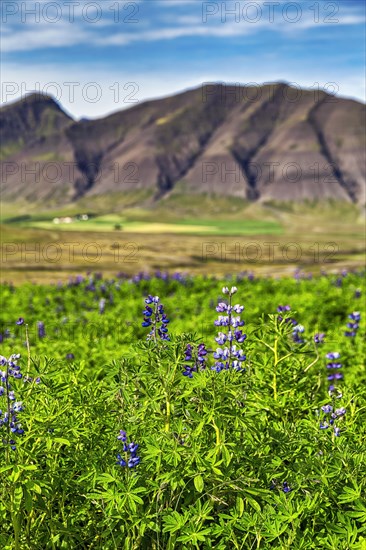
[212,286,246,373]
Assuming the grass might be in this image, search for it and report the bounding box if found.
[11,216,283,236]
[0,198,364,283]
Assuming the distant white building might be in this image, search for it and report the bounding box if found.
[53,217,73,224]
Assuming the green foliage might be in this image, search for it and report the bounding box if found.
[0,272,365,548]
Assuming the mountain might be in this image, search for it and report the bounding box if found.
[1,84,365,204]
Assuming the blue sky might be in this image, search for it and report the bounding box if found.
[1,0,365,118]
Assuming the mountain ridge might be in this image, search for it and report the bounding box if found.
[1,83,365,204]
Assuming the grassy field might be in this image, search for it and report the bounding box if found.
[0,196,365,283]
[0,272,365,548]
[5,216,282,236]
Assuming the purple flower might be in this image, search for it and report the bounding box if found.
[37,321,46,338]
[321,352,346,436]
[116,429,140,468]
[345,312,361,337]
[212,287,246,373]
[320,422,329,429]
[327,373,343,381]
[215,332,226,345]
[142,296,170,341]
[326,362,342,369]
[292,324,305,344]
[326,352,340,360]
[0,354,25,449]
[145,295,159,305]
[117,430,127,442]
[16,318,24,326]
[333,408,346,418]
[349,312,360,321]
[183,343,208,378]
[231,316,244,328]
[214,316,229,327]
[116,454,126,467]
[314,333,325,344]
[234,330,246,343]
[277,305,291,313]
[99,298,106,314]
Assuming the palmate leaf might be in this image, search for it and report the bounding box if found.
[346,511,366,523]
[177,527,212,544]
[338,485,362,504]
[162,511,187,533]
[260,517,289,540]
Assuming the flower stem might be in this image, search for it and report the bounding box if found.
[25,324,31,380]
[273,336,278,401]
[212,419,221,446]
[165,395,170,432]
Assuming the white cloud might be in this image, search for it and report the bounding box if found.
[1,0,364,52]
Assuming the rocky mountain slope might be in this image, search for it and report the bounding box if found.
[1,83,365,204]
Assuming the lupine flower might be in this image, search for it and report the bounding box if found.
[16,318,24,326]
[314,333,325,344]
[328,387,343,399]
[142,295,170,341]
[117,429,127,442]
[327,373,343,381]
[345,312,361,337]
[292,324,305,344]
[277,306,298,326]
[116,429,140,468]
[326,362,342,369]
[37,321,46,338]
[99,298,106,314]
[333,407,346,418]
[325,352,343,392]
[319,402,346,437]
[182,343,208,378]
[277,305,291,313]
[0,329,11,344]
[270,480,292,493]
[321,350,346,436]
[0,354,24,450]
[212,287,246,373]
[354,289,361,299]
[326,352,340,360]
